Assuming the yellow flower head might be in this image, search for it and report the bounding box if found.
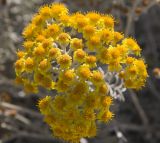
[101,29,113,43]
[71,81,89,96]
[101,110,114,122]
[85,93,100,109]
[73,49,86,63]
[25,57,34,72]
[126,57,135,64]
[53,95,66,112]
[73,15,88,31]
[102,15,115,29]
[83,25,95,38]
[57,54,72,69]
[83,109,96,121]
[57,32,71,46]
[24,80,38,94]
[41,76,55,90]
[60,69,75,83]
[113,32,124,43]
[15,59,25,74]
[87,35,101,50]
[32,14,44,26]
[64,107,80,120]
[42,38,52,49]
[34,71,44,83]
[97,48,109,64]
[46,24,60,38]
[48,47,61,59]
[86,55,97,67]
[59,14,71,26]
[38,96,52,114]
[23,41,34,51]
[39,6,51,19]
[91,70,104,84]
[23,23,36,39]
[51,3,68,19]
[97,83,109,95]
[123,38,141,56]
[101,96,113,108]
[78,64,92,80]
[17,51,25,59]
[56,79,69,92]
[36,35,46,43]
[33,45,45,57]
[70,38,83,50]
[15,3,147,142]
[86,11,101,24]
[39,59,50,71]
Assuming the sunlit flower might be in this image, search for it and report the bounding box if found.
[15,3,147,142]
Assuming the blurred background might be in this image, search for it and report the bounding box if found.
[0,0,160,143]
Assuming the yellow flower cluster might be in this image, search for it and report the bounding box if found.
[14,3,148,143]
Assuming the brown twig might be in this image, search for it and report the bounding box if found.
[128,90,149,125]
[0,102,42,118]
[1,132,59,143]
[142,0,160,14]
[125,0,141,36]
[128,90,153,140]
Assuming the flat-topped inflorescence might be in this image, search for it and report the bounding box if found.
[15,3,148,143]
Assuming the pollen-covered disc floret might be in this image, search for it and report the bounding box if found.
[15,3,148,143]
